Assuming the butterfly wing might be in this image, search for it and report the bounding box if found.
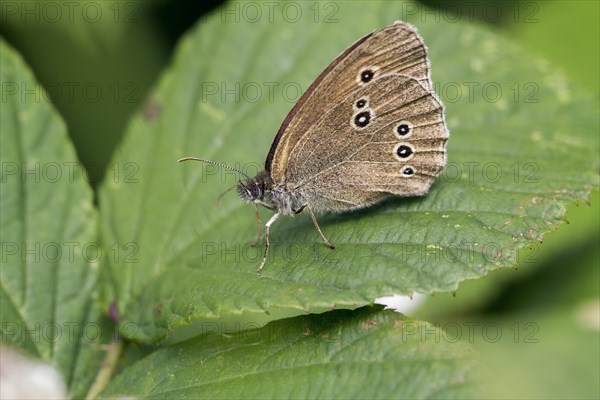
[285,73,447,211]
[267,21,434,182]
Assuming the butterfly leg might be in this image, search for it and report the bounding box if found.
[257,212,280,273]
[252,203,262,246]
[306,204,335,250]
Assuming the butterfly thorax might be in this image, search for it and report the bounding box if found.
[237,171,305,215]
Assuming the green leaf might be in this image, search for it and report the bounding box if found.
[101,306,479,398]
[0,38,103,398]
[98,1,600,342]
[415,192,600,318]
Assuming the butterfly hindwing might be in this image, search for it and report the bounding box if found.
[283,73,447,210]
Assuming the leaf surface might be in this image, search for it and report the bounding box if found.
[0,39,104,398]
[102,307,479,399]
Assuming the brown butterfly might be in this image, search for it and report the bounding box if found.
[180,21,448,272]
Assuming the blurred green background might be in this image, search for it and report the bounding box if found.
[1,0,598,398]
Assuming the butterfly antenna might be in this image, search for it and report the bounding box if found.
[177,157,251,180]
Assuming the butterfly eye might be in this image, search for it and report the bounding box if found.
[395,121,413,138]
[401,166,415,177]
[394,143,415,161]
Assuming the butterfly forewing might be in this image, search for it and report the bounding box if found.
[267,21,434,183]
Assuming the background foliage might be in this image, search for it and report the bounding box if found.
[1,1,598,398]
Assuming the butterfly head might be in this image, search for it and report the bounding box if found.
[237,171,274,206]
[237,180,262,202]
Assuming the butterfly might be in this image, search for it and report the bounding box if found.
[180,21,448,272]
